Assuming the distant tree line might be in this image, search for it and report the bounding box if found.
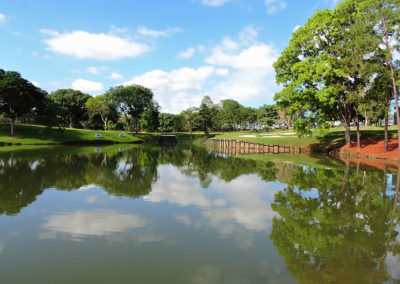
[0,69,287,135]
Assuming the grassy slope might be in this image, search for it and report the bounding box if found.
[0,124,142,145]
[214,126,398,150]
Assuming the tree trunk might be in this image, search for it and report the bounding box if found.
[390,63,400,157]
[356,108,360,149]
[364,110,369,127]
[10,117,15,136]
[384,107,389,153]
[69,120,73,129]
[344,120,351,145]
[103,117,108,131]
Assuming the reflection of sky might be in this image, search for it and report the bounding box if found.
[145,164,285,246]
[40,210,147,241]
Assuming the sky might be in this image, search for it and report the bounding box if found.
[0,0,340,113]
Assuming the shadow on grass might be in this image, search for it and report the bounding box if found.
[309,128,398,152]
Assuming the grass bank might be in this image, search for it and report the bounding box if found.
[0,124,142,145]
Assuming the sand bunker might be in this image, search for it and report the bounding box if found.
[239,135,256,138]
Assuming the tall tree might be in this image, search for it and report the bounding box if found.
[274,0,389,146]
[361,0,400,155]
[0,70,45,135]
[219,99,241,131]
[85,94,116,130]
[107,85,154,133]
[140,101,160,132]
[181,107,199,138]
[257,105,278,131]
[198,95,214,135]
[48,89,90,129]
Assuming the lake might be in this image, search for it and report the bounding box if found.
[0,144,399,284]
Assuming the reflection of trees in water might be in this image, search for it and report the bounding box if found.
[0,145,279,216]
[270,164,400,283]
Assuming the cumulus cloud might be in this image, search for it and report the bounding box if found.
[41,30,150,60]
[124,66,215,113]
[72,78,104,94]
[201,0,230,7]
[123,26,280,113]
[178,47,196,59]
[0,13,6,24]
[265,0,288,14]
[216,68,229,76]
[205,26,280,102]
[137,26,181,38]
[87,66,101,75]
[109,72,123,80]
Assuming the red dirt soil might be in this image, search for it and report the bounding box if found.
[339,139,400,160]
[338,139,400,172]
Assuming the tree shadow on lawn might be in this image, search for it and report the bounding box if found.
[309,128,397,153]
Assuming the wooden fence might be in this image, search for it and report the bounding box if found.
[201,139,303,155]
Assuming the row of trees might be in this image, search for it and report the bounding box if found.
[274,0,399,152]
[158,96,284,135]
[0,69,287,135]
[0,69,158,135]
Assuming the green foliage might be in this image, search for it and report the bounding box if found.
[0,70,46,135]
[219,99,242,131]
[257,104,278,131]
[107,84,154,133]
[273,0,398,145]
[140,102,160,132]
[48,89,90,129]
[198,95,214,134]
[293,119,312,137]
[85,94,117,130]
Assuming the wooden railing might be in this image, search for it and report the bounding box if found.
[201,139,304,155]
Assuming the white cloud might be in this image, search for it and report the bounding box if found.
[72,78,104,94]
[137,26,182,38]
[123,26,280,113]
[32,81,39,87]
[178,47,196,59]
[87,66,101,75]
[0,13,6,24]
[109,72,123,80]
[41,30,150,60]
[265,0,288,14]
[206,43,278,69]
[293,25,300,32]
[216,68,229,76]
[124,66,215,113]
[204,27,280,103]
[201,0,230,7]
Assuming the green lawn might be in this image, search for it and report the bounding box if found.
[214,126,398,151]
[0,124,143,145]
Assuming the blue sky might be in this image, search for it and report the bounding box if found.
[0,0,339,113]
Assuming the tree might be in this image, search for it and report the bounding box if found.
[48,89,90,129]
[108,85,154,133]
[198,95,214,135]
[219,99,241,131]
[158,113,176,132]
[86,94,116,130]
[257,105,278,131]
[181,107,199,138]
[274,0,382,145]
[361,0,400,155]
[0,70,46,135]
[140,102,160,132]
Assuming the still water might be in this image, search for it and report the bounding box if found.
[0,144,399,284]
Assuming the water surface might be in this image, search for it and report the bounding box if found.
[0,144,399,283]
